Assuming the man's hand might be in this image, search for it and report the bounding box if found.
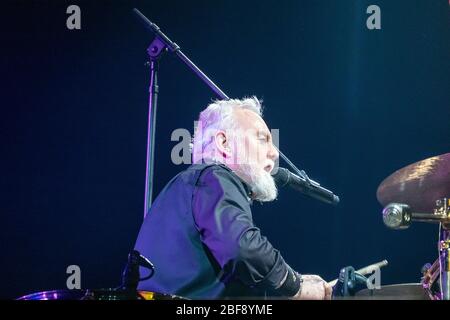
[290,274,332,300]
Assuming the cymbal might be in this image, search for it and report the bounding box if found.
[355,283,430,300]
[377,153,450,213]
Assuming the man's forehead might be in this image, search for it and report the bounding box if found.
[234,108,270,133]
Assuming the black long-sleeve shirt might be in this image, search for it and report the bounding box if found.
[134,162,301,299]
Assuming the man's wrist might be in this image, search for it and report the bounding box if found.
[291,272,303,298]
[277,269,301,298]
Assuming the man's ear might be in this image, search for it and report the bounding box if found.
[214,131,232,158]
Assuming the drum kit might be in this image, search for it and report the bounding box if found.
[16,153,450,300]
[335,152,450,300]
[16,289,183,301]
[376,152,450,300]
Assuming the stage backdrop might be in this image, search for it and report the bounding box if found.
[1,0,449,299]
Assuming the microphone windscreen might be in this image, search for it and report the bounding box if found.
[271,167,290,187]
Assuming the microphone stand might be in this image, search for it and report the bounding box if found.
[143,37,163,219]
[132,8,338,217]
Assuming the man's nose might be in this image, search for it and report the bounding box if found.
[268,143,279,161]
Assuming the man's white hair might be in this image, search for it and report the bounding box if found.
[192,96,263,164]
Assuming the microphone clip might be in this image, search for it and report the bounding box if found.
[120,250,155,291]
[332,266,368,298]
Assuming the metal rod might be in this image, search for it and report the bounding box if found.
[439,224,450,300]
[144,59,159,217]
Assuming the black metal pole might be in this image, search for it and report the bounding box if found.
[144,37,166,217]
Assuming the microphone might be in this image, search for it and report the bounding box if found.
[272,167,340,205]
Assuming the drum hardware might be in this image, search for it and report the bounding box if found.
[381,198,450,300]
[330,260,388,298]
[332,266,368,298]
[422,259,441,300]
[438,219,450,300]
[378,153,450,300]
[120,250,155,291]
[329,260,388,287]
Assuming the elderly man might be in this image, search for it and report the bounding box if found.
[134,97,331,299]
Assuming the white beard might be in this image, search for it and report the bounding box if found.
[237,164,278,202]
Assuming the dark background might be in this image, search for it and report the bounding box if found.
[1,0,449,299]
